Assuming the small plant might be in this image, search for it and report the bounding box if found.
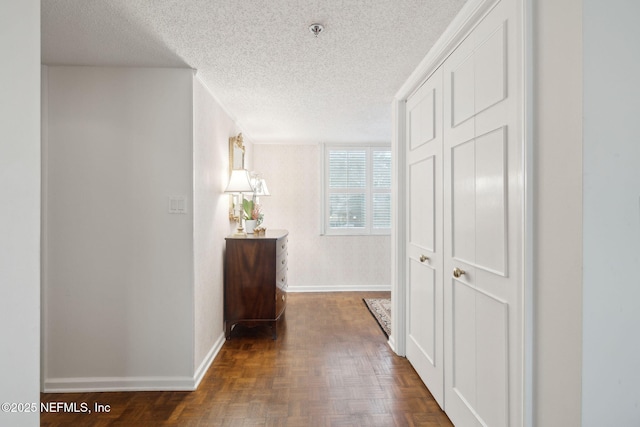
[242,198,264,225]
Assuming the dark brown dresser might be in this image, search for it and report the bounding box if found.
[224,229,289,339]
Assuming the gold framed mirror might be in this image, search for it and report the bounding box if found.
[229,133,245,171]
[229,133,245,218]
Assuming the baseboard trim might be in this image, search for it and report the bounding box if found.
[287,284,391,293]
[44,376,196,393]
[387,334,397,352]
[193,332,225,389]
[44,332,227,393]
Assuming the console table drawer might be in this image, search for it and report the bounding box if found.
[276,266,288,290]
[277,236,288,256]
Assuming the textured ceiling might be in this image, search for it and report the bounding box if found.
[42,0,466,144]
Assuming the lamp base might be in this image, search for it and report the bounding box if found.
[233,223,247,237]
[231,215,247,237]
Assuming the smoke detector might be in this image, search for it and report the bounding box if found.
[309,23,324,37]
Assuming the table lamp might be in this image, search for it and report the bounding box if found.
[224,169,254,236]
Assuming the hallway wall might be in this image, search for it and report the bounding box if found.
[43,66,196,390]
[582,1,640,424]
[0,1,41,426]
[533,0,583,424]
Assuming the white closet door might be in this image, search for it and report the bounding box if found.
[405,67,444,408]
[443,0,523,426]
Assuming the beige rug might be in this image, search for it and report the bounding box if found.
[363,298,391,338]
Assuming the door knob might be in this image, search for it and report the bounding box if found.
[420,255,429,263]
[453,267,465,278]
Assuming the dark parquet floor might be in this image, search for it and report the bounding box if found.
[41,292,452,426]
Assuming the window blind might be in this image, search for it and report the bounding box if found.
[372,149,392,229]
[324,145,391,235]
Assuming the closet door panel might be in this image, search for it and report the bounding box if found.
[475,127,507,276]
[476,290,509,427]
[451,54,475,127]
[451,139,476,265]
[447,33,476,143]
[443,0,522,426]
[409,156,436,252]
[450,276,478,425]
[475,22,507,115]
[409,88,436,150]
[408,259,437,363]
[405,67,445,409]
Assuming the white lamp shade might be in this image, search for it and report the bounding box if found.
[254,178,270,196]
[224,169,253,193]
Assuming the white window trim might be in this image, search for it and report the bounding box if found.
[321,143,391,236]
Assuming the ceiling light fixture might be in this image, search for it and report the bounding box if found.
[309,23,324,37]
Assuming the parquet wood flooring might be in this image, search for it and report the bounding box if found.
[41,292,452,426]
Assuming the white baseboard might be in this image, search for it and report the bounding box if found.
[44,332,227,393]
[193,332,226,389]
[287,284,391,293]
[387,334,397,353]
[44,376,196,393]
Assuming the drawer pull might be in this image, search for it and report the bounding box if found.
[281,244,286,249]
[281,259,285,265]
[419,255,429,262]
[281,295,285,301]
[453,267,466,278]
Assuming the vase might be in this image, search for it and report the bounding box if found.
[245,219,257,234]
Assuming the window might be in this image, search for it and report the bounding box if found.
[322,144,391,235]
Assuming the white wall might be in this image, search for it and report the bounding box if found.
[582,1,640,425]
[0,1,40,426]
[192,77,239,377]
[43,66,196,391]
[533,0,583,425]
[252,144,391,291]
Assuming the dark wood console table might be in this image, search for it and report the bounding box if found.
[224,229,289,339]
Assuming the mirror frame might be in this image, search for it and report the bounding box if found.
[229,133,245,219]
[229,133,245,171]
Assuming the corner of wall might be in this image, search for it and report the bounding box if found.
[191,75,238,378]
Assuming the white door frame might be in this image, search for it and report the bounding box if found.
[389,0,534,425]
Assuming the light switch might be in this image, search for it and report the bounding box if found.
[168,196,187,214]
